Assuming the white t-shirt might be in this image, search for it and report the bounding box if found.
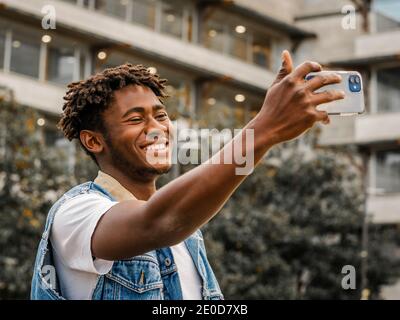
[50,192,203,300]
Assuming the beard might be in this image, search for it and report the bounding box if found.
[106,136,172,182]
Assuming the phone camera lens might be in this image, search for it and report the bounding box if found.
[348,74,362,92]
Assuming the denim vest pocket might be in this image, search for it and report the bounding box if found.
[102,255,164,300]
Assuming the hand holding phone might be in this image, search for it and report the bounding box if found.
[305,71,365,115]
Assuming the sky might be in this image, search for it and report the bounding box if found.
[373,0,400,22]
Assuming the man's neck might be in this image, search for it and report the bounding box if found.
[99,166,157,201]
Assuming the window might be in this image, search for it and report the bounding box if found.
[82,0,92,8]
[377,67,400,113]
[60,0,78,4]
[201,12,274,68]
[203,22,225,53]
[0,31,5,69]
[252,33,272,69]
[2,24,86,83]
[79,51,87,79]
[199,82,263,129]
[95,51,128,72]
[96,0,129,20]
[164,80,191,120]
[47,46,76,85]
[228,32,247,60]
[131,0,156,29]
[376,149,400,193]
[160,0,184,38]
[10,31,40,78]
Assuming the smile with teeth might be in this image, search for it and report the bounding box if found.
[144,143,168,152]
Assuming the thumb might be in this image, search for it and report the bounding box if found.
[272,50,293,85]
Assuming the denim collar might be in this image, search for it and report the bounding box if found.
[94,171,137,202]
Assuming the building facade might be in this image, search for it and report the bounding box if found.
[0,0,399,298]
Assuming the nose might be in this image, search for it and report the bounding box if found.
[145,117,168,142]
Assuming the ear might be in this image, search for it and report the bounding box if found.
[79,130,105,156]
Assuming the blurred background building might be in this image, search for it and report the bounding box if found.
[0,0,399,298]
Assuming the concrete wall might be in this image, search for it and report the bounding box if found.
[356,30,400,58]
[299,0,354,17]
[368,194,400,224]
[356,112,400,143]
[318,112,400,145]
[0,71,64,113]
[297,0,400,61]
[318,116,356,146]
[380,280,400,300]
[295,13,364,64]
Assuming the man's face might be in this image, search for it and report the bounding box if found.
[100,84,174,179]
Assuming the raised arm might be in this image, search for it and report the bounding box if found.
[91,51,344,260]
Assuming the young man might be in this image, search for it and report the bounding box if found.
[31,51,344,300]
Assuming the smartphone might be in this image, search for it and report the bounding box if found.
[305,71,365,115]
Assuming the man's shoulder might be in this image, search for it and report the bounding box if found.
[64,181,98,198]
[51,183,117,230]
[59,181,114,202]
[50,181,114,215]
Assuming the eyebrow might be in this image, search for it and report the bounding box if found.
[122,104,166,118]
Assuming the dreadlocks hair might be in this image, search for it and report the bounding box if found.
[58,63,169,165]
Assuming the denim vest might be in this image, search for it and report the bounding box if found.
[30,181,224,300]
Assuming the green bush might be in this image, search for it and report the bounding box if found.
[1,93,399,299]
[0,95,95,299]
[203,144,400,299]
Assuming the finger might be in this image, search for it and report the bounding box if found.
[322,115,331,125]
[272,50,294,85]
[306,73,342,92]
[311,89,345,106]
[315,111,330,124]
[292,61,322,80]
[282,50,294,74]
[306,109,329,125]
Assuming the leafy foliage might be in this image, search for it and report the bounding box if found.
[0,92,399,300]
[203,143,400,299]
[0,94,96,298]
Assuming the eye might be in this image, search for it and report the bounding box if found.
[156,113,169,120]
[128,117,143,123]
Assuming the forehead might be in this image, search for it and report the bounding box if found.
[110,84,162,116]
